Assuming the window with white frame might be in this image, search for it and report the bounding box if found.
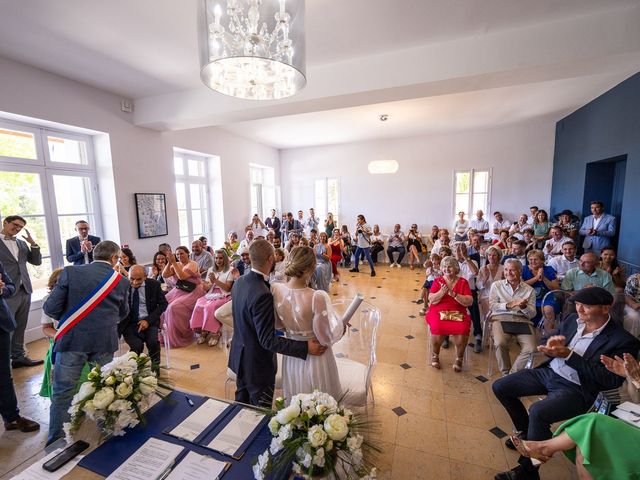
[249,164,277,220]
[174,150,212,247]
[314,177,340,226]
[454,169,491,216]
[0,120,102,300]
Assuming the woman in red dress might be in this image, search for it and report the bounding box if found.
[329,228,344,282]
[426,256,473,372]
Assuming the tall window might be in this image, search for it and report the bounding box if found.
[250,164,276,219]
[454,169,491,216]
[314,177,340,226]
[174,150,211,247]
[0,120,101,299]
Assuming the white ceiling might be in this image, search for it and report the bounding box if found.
[1,0,640,147]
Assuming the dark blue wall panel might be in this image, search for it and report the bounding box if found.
[551,72,640,265]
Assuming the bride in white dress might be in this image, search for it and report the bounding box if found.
[272,246,344,400]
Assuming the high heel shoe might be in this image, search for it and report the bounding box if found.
[509,434,550,463]
[430,353,441,369]
[208,332,221,347]
[453,356,464,373]
[196,333,207,345]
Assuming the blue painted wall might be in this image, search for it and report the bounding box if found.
[551,72,640,266]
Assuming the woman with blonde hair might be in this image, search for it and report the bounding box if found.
[271,246,344,399]
[476,246,504,319]
[425,256,474,372]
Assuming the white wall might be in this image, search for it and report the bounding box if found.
[280,121,556,233]
[0,56,279,342]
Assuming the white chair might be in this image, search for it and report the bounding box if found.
[481,312,496,377]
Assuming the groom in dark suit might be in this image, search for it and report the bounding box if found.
[118,265,167,370]
[229,239,326,407]
[65,220,101,265]
[492,287,640,480]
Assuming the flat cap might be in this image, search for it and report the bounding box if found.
[570,287,613,306]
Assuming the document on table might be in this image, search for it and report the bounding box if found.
[206,408,265,457]
[165,451,229,480]
[11,449,84,480]
[106,437,184,480]
[612,401,640,428]
[168,398,231,441]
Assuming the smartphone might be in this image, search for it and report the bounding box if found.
[42,440,90,472]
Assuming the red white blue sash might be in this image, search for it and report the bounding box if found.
[54,270,123,342]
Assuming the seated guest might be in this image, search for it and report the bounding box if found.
[0,260,39,433]
[65,220,100,265]
[543,226,571,258]
[552,209,579,240]
[510,353,640,480]
[272,236,282,250]
[329,229,344,281]
[562,252,615,294]
[579,200,616,253]
[312,232,333,292]
[387,224,406,268]
[599,246,625,291]
[509,214,529,240]
[222,231,239,260]
[247,214,267,237]
[115,247,136,277]
[308,228,319,248]
[546,241,578,281]
[285,232,301,254]
[158,243,173,261]
[161,246,205,348]
[340,225,353,267]
[271,248,287,284]
[454,242,482,352]
[522,228,536,253]
[453,211,469,242]
[502,240,529,267]
[492,229,510,251]
[266,229,276,244]
[488,259,537,375]
[191,239,214,278]
[492,287,640,480]
[199,236,214,254]
[527,206,539,224]
[431,228,450,257]
[369,224,384,264]
[406,223,424,270]
[491,211,511,241]
[532,209,551,249]
[476,246,504,319]
[467,233,484,265]
[522,249,560,327]
[232,248,252,275]
[423,225,439,255]
[190,250,237,347]
[419,252,443,316]
[238,229,254,253]
[426,255,474,372]
[265,209,281,238]
[118,265,167,371]
[470,210,490,237]
[149,251,168,284]
[624,273,640,338]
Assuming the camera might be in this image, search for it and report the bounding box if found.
[357,228,363,234]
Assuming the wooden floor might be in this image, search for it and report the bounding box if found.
[0,264,577,479]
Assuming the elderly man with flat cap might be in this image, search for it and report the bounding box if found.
[492,287,640,480]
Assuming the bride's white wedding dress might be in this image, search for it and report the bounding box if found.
[272,283,343,400]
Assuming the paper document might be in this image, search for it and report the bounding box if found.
[165,451,228,480]
[106,437,184,480]
[342,293,364,326]
[169,398,231,441]
[206,408,265,456]
[11,449,84,480]
[612,401,640,428]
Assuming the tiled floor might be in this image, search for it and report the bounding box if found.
[1,264,577,479]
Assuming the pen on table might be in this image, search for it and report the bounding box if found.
[185,395,194,407]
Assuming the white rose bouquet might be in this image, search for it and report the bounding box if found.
[64,352,169,439]
[254,391,378,480]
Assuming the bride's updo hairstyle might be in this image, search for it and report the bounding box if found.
[284,246,316,278]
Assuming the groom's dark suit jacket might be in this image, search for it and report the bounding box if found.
[229,270,307,388]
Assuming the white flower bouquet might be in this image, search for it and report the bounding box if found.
[254,391,378,480]
[64,352,169,439]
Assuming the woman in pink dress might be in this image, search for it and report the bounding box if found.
[426,256,473,372]
[161,246,204,348]
[190,250,238,347]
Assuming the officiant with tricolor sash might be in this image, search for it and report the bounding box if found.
[43,240,130,445]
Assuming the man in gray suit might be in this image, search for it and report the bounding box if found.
[44,240,130,444]
[0,215,43,368]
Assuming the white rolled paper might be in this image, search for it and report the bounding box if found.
[341,293,364,325]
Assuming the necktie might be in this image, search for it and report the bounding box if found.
[131,287,140,324]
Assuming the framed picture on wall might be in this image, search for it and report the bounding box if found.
[134,193,168,238]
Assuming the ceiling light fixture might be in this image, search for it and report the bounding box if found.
[197,0,307,101]
[368,114,399,174]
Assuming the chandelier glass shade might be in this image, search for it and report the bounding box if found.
[198,0,306,100]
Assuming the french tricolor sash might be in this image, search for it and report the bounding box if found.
[54,270,123,342]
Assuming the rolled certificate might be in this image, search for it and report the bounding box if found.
[342,293,364,326]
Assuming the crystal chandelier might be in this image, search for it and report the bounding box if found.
[198,0,306,100]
